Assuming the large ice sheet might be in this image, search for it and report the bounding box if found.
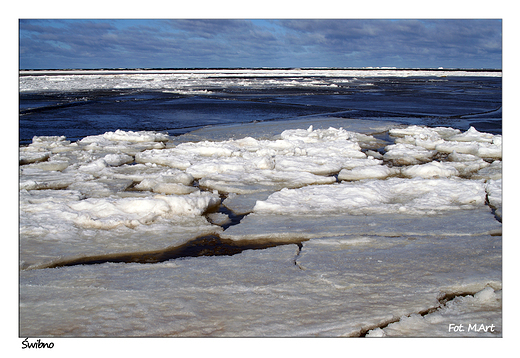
[221,209,501,242]
[19,231,501,337]
[177,117,399,143]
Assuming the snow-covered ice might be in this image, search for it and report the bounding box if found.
[252,177,487,216]
[366,287,502,337]
[19,68,501,93]
[19,188,222,269]
[19,119,502,337]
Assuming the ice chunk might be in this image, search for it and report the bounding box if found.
[280,125,382,148]
[383,143,437,165]
[475,142,502,159]
[67,178,134,197]
[136,126,373,178]
[389,125,461,139]
[21,216,222,270]
[252,178,487,216]
[20,189,222,268]
[446,126,495,143]
[102,153,134,166]
[446,151,491,176]
[436,141,501,159]
[135,148,192,169]
[76,158,112,173]
[133,125,385,192]
[395,135,445,150]
[27,135,72,150]
[174,140,236,157]
[20,167,94,190]
[20,135,78,164]
[222,191,278,215]
[472,160,502,180]
[79,132,167,156]
[400,161,459,179]
[199,170,336,194]
[133,170,196,194]
[22,160,69,171]
[206,212,232,226]
[448,151,487,163]
[389,126,501,160]
[186,157,258,179]
[67,191,220,223]
[340,157,383,169]
[485,179,502,211]
[19,150,50,165]
[135,180,197,195]
[365,150,383,159]
[391,125,459,150]
[444,161,490,177]
[274,156,343,175]
[338,165,400,181]
[435,141,479,155]
[103,129,169,142]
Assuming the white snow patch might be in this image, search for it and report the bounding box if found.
[253,177,486,215]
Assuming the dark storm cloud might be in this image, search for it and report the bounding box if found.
[19,19,502,69]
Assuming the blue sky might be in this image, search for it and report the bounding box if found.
[19,19,502,69]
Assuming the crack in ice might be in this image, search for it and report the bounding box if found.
[355,289,495,337]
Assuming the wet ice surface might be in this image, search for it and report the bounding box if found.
[20,235,501,337]
[19,119,502,337]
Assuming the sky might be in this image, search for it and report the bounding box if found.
[18,19,502,70]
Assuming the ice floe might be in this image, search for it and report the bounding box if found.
[19,122,502,266]
[252,178,487,216]
[19,188,221,269]
[19,231,501,336]
[389,125,502,160]
[19,120,502,337]
[19,68,501,94]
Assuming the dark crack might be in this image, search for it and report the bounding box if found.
[293,242,305,270]
[39,234,302,269]
[355,290,486,337]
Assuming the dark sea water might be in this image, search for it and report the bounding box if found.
[19,74,502,145]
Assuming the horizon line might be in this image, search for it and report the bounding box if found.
[20,67,503,72]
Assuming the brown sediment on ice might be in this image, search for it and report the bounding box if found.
[37,234,305,269]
